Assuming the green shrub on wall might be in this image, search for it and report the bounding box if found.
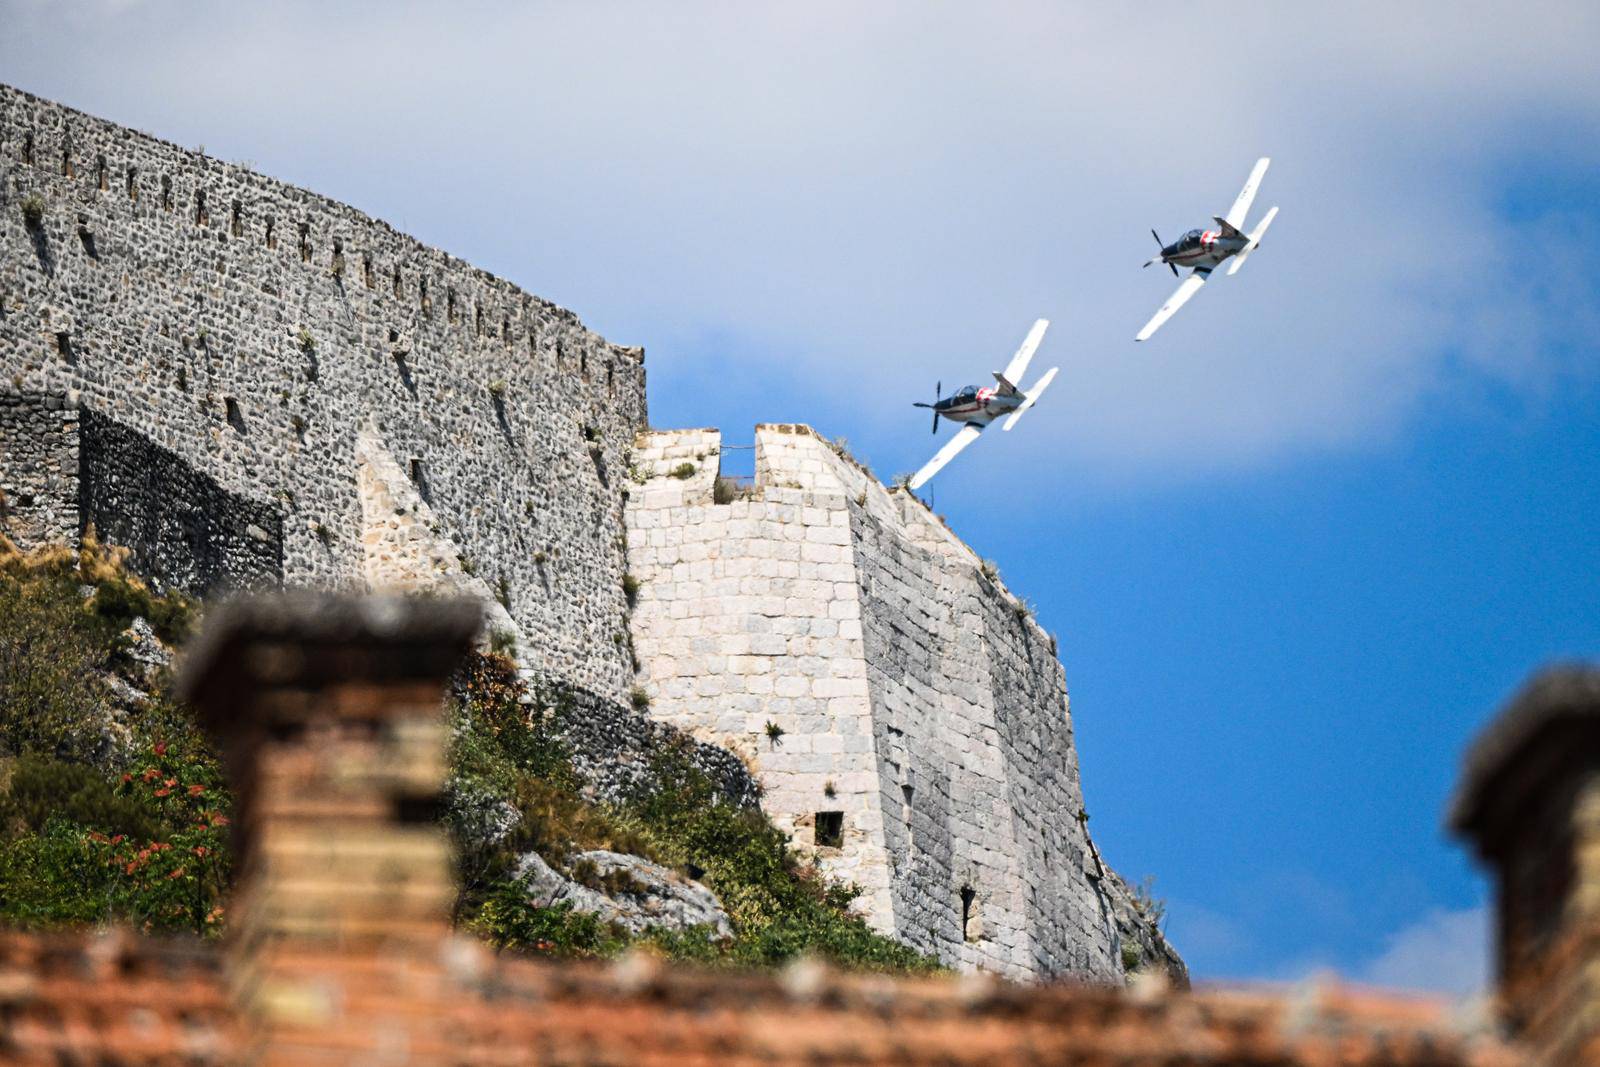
[449,651,938,973]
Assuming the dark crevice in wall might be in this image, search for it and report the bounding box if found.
[393,352,417,398]
[27,220,52,276]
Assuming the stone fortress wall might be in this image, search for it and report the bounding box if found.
[0,82,1177,983]
[626,425,1135,981]
[0,82,644,697]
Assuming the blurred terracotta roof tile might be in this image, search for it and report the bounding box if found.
[0,929,1526,1065]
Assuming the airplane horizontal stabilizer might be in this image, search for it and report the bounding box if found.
[1002,367,1059,431]
[1226,205,1279,276]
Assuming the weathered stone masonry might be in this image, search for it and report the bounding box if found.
[0,82,644,697]
[0,83,1179,983]
[626,425,1168,982]
[0,390,78,548]
[78,406,284,593]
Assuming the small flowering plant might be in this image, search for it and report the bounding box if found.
[92,736,233,935]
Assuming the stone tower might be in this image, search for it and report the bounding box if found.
[625,424,1156,981]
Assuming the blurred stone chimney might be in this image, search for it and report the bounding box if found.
[178,594,480,1065]
[1450,665,1600,1064]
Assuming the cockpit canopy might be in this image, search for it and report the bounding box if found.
[1171,228,1205,250]
[953,385,979,401]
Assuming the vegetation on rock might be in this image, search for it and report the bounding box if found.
[0,540,935,973]
[447,652,938,972]
[0,536,224,934]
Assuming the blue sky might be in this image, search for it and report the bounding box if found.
[5,0,1598,989]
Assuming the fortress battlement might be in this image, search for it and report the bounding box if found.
[0,82,1178,982]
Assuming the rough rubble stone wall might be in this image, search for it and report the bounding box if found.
[0,83,645,696]
[0,390,78,547]
[77,406,283,594]
[626,424,1139,982]
[548,685,762,811]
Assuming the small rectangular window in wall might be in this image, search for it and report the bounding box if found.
[902,784,915,853]
[961,886,981,943]
[815,811,843,849]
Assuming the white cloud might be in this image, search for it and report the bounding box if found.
[1354,906,1490,996]
[2,2,1598,490]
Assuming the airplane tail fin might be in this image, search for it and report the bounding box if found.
[1226,206,1279,276]
[991,371,1019,397]
[1211,216,1247,241]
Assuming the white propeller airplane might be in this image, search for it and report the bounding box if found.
[1136,157,1279,342]
[907,319,1058,491]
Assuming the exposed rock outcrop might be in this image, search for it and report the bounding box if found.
[514,849,733,939]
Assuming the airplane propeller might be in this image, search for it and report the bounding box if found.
[1145,229,1178,277]
[912,381,942,434]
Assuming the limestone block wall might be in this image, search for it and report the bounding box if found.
[853,490,1120,979]
[625,425,895,930]
[626,424,1128,981]
[0,83,645,697]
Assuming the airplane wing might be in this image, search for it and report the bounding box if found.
[1135,271,1207,342]
[1224,157,1270,230]
[908,422,985,491]
[998,318,1050,392]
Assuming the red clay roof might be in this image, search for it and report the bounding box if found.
[0,929,1523,1066]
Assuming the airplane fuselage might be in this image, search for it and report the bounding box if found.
[930,385,1022,426]
[1160,227,1248,273]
